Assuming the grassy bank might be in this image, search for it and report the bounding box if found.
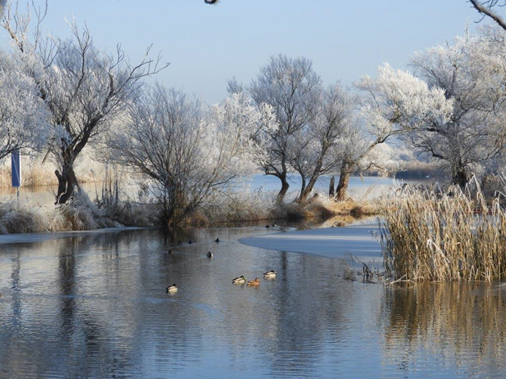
[186,190,379,227]
[0,187,378,234]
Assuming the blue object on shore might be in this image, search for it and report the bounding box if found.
[11,149,21,187]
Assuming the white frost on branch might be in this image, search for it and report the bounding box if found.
[0,50,50,159]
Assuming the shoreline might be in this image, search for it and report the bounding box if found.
[0,226,153,245]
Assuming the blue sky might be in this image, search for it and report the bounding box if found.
[1,0,484,103]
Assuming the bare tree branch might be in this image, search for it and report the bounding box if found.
[470,0,506,30]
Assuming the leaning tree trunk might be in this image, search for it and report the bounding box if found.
[329,176,335,198]
[335,160,352,202]
[55,160,78,205]
[298,154,326,202]
[277,176,290,202]
[299,174,321,202]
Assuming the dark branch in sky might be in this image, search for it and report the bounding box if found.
[470,0,506,30]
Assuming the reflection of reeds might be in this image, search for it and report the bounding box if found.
[380,184,506,281]
[382,283,506,365]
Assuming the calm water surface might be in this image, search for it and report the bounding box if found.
[1,226,505,378]
[0,174,406,205]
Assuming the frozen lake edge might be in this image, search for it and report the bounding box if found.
[240,223,383,261]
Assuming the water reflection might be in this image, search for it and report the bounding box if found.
[0,228,505,378]
[381,283,506,376]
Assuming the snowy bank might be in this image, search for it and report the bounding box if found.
[240,223,382,261]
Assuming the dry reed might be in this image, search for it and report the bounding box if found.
[380,178,506,282]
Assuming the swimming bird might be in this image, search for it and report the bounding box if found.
[166,284,178,293]
[215,238,220,243]
[247,278,261,287]
[207,251,214,258]
[263,270,276,279]
[265,225,270,228]
[188,239,192,244]
[232,276,246,285]
[167,248,174,255]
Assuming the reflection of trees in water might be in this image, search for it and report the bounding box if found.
[381,283,506,371]
[0,227,363,377]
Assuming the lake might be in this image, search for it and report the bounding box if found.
[0,174,409,206]
[1,225,505,378]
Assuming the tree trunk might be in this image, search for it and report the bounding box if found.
[335,161,352,202]
[277,176,290,201]
[299,175,320,202]
[55,161,78,205]
[453,166,469,190]
[329,176,335,198]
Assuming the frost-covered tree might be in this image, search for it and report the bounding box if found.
[2,4,166,204]
[0,50,49,160]
[357,31,506,189]
[289,84,355,202]
[411,32,506,187]
[357,59,481,186]
[106,87,267,226]
[249,54,322,201]
[327,64,448,201]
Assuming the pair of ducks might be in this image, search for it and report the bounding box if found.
[167,238,220,255]
[265,224,278,229]
[232,270,277,286]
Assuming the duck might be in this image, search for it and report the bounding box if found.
[215,238,220,243]
[263,270,277,279]
[207,251,214,258]
[272,223,278,228]
[188,239,192,244]
[166,284,178,293]
[167,248,174,255]
[247,278,261,287]
[232,276,246,285]
[265,225,270,228]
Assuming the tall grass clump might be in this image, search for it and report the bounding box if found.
[380,179,506,282]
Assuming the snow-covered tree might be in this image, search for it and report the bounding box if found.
[411,31,506,187]
[0,49,49,160]
[357,61,467,185]
[356,30,506,189]
[249,54,322,201]
[106,87,268,226]
[2,5,166,204]
[289,83,355,202]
